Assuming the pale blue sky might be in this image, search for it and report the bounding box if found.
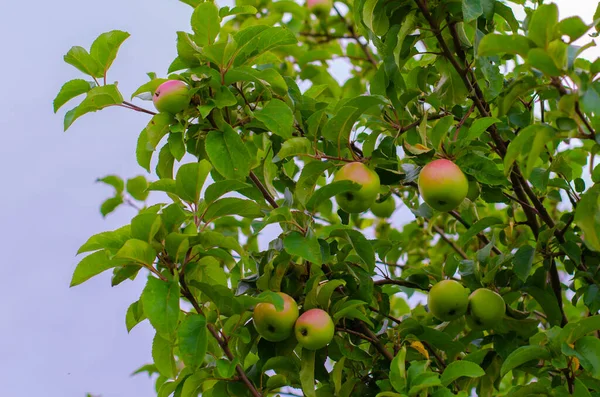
[0,1,597,396]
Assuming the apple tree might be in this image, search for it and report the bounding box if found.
[54,0,600,395]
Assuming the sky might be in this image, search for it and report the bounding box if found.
[0,1,598,396]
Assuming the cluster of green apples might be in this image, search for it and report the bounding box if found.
[427,280,506,330]
[253,292,335,350]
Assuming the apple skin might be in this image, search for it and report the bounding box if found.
[294,308,335,350]
[253,292,299,342]
[153,80,190,114]
[467,288,506,329]
[467,179,481,202]
[418,159,468,212]
[334,162,381,213]
[427,280,469,321]
[306,0,332,16]
[371,195,396,218]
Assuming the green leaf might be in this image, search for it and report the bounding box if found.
[276,137,314,160]
[127,176,149,201]
[205,126,251,180]
[478,34,534,57]
[126,300,147,332]
[458,217,503,246]
[504,124,556,179]
[331,228,376,271]
[131,78,167,100]
[220,5,258,17]
[152,332,176,378]
[363,0,389,36]
[306,180,361,212]
[500,346,550,377]
[100,196,123,217]
[203,197,263,221]
[70,250,118,287]
[175,160,212,203]
[527,48,562,76]
[440,361,485,386]
[136,129,153,172]
[322,96,385,148]
[189,281,242,316]
[494,2,519,33]
[561,315,600,344]
[523,286,562,326]
[462,0,482,23]
[90,30,130,75]
[456,154,506,186]
[430,116,454,151]
[131,214,162,244]
[77,225,131,254]
[527,4,558,48]
[53,79,94,112]
[296,161,335,205]
[254,99,294,139]
[212,86,237,109]
[63,46,103,77]
[390,346,407,393]
[513,245,535,282]
[559,16,591,42]
[408,373,442,396]
[575,184,600,252]
[283,231,323,264]
[65,85,124,130]
[574,337,600,378]
[204,180,252,203]
[115,239,157,266]
[142,276,180,336]
[98,175,125,193]
[300,349,316,397]
[191,2,220,46]
[464,117,500,142]
[146,113,174,149]
[233,26,297,66]
[177,314,207,370]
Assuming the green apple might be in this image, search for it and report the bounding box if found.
[334,162,380,213]
[467,288,505,329]
[253,292,299,342]
[153,80,190,114]
[418,159,468,212]
[427,280,469,321]
[294,308,335,350]
[371,195,396,218]
[467,178,481,202]
[306,0,332,16]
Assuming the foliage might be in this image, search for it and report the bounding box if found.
[55,0,600,396]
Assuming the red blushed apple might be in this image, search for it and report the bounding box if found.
[153,80,190,114]
[294,308,335,350]
[418,159,468,212]
[253,292,299,342]
[306,0,332,16]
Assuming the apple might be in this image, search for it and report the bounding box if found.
[427,280,469,321]
[306,0,332,16]
[334,162,381,213]
[371,195,396,218]
[253,292,299,342]
[153,80,190,114]
[418,159,468,212]
[467,288,505,329]
[294,308,335,350]
[467,178,481,202]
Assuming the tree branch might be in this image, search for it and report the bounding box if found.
[333,4,378,67]
[249,171,279,208]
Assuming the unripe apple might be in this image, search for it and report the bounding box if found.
[306,0,332,16]
[467,288,506,329]
[334,162,381,213]
[253,292,299,342]
[467,178,481,202]
[371,195,396,218]
[153,80,190,114]
[427,280,469,321]
[294,308,335,350]
[418,159,468,212]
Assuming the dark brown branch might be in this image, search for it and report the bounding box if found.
[249,171,279,208]
[333,4,378,67]
[449,211,503,255]
[431,223,469,260]
[122,101,157,116]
